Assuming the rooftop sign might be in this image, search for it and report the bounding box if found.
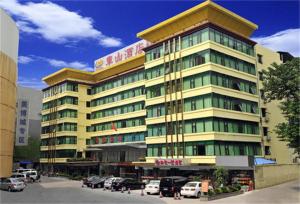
[94,40,151,71]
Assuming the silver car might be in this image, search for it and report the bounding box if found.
[0,178,26,192]
[10,173,28,184]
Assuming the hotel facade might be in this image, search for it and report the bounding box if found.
[40,1,294,176]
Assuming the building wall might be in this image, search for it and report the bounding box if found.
[144,26,261,164]
[39,1,295,168]
[17,86,43,139]
[256,45,295,164]
[0,9,19,177]
[254,164,300,189]
[40,82,91,163]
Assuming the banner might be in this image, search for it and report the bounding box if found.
[15,99,29,146]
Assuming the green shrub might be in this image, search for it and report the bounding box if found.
[214,188,223,194]
[208,189,215,196]
[213,167,229,188]
[221,187,229,193]
[228,186,236,192]
[233,184,241,190]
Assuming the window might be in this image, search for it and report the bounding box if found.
[263,127,268,136]
[192,122,197,133]
[197,145,206,156]
[191,99,197,111]
[257,54,263,64]
[261,108,267,117]
[86,114,91,120]
[265,146,271,155]
[260,89,265,100]
[86,101,90,107]
[258,71,264,80]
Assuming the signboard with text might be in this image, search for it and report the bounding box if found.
[155,158,191,167]
[201,180,209,193]
[15,99,29,146]
[94,40,151,71]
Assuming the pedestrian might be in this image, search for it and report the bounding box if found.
[174,185,181,200]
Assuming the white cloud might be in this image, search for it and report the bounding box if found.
[45,58,94,71]
[100,37,123,47]
[18,76,46,90]
[0,0,122,47]
[18,55,94,71]
[18,56,33,64]
[252,28,300,57]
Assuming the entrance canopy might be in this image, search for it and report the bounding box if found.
[87,142,146,149]
[254,157,276,165]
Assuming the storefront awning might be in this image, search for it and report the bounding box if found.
[87,142,146,149]
[254,157,276,165]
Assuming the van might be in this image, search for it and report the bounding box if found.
[23,170,40,182]
[159,176,189,197]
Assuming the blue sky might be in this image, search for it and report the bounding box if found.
[0,0,299,90]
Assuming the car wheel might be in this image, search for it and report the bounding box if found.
[147,192,150,195]
[197,192,201,198]
[31,178,35,182]
[97,184,101,188]
[20,189,24,192]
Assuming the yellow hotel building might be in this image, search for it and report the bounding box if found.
[40,1,294,176]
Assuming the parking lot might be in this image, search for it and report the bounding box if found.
[0,176,299,204]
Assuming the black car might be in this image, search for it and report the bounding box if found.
[90,177,108,189]
[111,178,145,191]
[159,176,189,197]
[82,176,100,187]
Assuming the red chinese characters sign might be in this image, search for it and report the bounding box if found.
[155,159,187,167]
[94,40,151,70]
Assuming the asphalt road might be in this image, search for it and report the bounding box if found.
[0,176,166,204]
[1,176,299,204]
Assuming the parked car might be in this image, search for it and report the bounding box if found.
[159,176,189,197]
[90,177,109,188]
[0,178,26,192]
[23,170,40,182]
[104,177,122,189]
[181,182,200,198]
[82,176,100,188]
[111,178,145,191]
[10,173,28,184]
[15,168,34,174]
[145,180,160,195]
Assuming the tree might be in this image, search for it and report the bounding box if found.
[14,136,41,162]
[262,58,300,156]
[213,167,228,188]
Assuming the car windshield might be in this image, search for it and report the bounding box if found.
[10,178,19,183]
[185,182,198,187]
[149,180,160,185]
[160,178,173,187]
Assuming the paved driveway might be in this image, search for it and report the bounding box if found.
[0,176,299,204]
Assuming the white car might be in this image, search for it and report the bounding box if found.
[0,178,26,192]
[181,182,213,198]
[145,180,160,195]
[180,182,202,198]
[10,173,28,184]
[104,177,122,189]
[22,170,40,182]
